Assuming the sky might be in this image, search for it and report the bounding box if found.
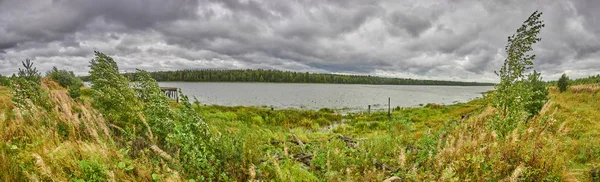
[0,0,599,82]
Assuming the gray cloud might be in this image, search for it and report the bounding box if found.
[1,0,599,82]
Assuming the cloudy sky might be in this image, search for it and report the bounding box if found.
[1,0,599,82]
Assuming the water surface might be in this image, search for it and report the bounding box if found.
[158,82,493,111]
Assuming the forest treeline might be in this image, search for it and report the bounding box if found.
[547,74,600,86]
[571,74,600,85]
[82,69,494,86]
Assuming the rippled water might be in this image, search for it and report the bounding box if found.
[157,82,493,110]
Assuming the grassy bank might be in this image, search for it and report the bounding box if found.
[1,80,600,181]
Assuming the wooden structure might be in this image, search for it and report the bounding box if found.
[160,87,179,103]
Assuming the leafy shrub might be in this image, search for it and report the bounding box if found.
[68,85,82,99]
[492,11,547,136]
[0,74,9,86]
[46,66,84,99]
[10,60,53,110]
[524,71,548,116]
[46,67,79,88]
[133,70,175,143]
[167,91,220,180]
[89,51,142,132]
[318,107,334,113]
[80,87,93,97]
[76,159,108,182]
[557,73,569,93]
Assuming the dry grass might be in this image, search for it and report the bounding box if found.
[2,79,599,181]
[568,84,600,94]
[548,85,600,181]
[41,78,64,90]
[0,83,178,181]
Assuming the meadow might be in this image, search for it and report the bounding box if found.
[1,77,599,181]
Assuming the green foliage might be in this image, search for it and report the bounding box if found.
[76,159,108,182]
[80,87,93,97]
[47,66,84,99]
[89,51,141,131]
[133,70,175,143]
[18,59,41,83]
[570,74,600,85]
[167,90,220,180]
[47,67,78,88]
[9,59,53,110]
[557,73,569,92]
[0,74,10,86]
[524,70,548,116]
[68,85,82,99]
[3,48,594,181]
[492,11,546,136]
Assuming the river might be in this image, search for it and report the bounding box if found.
[157,82,493,111]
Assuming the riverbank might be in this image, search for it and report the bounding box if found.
[1,82,599,181]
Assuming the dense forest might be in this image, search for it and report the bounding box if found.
[83,69,494,86]
[571,74,600,85]
[547,74,600,86]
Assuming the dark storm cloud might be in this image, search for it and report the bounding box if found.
[386,11,433,37]
[1,0,599,82]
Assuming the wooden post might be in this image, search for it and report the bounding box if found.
[368,105,371,114]
[388,97,391,118]
[159,87,180,103]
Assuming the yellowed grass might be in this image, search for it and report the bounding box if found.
[568,84,600,94]
[41,78,64,90]
[0,82,177,181]
[545,84,600,181]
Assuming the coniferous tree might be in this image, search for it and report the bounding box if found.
[18,59,41,83]
[557,73,569,93]
[83,69,495,86]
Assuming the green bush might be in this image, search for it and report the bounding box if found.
[89,51,142,132]
[80,87,93,97]
[68,85,82,99]
[133,70,175,143]
[524,70,548,116]
[318,107,334,113]
[10,60,53,110]
[492,11,547,136]
[76,159,108,182]
[46,66,84,99]
[0,74,10,86]
[46,67,78,88]
[168,91,220,180]
[557,73,569,93]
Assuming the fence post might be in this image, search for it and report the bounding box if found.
[388,97,391,118]
[368,105,371,114]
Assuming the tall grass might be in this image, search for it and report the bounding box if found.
[2,80,599,181]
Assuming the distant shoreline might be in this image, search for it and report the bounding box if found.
[154,81,496,86]
[80,69,495,86]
